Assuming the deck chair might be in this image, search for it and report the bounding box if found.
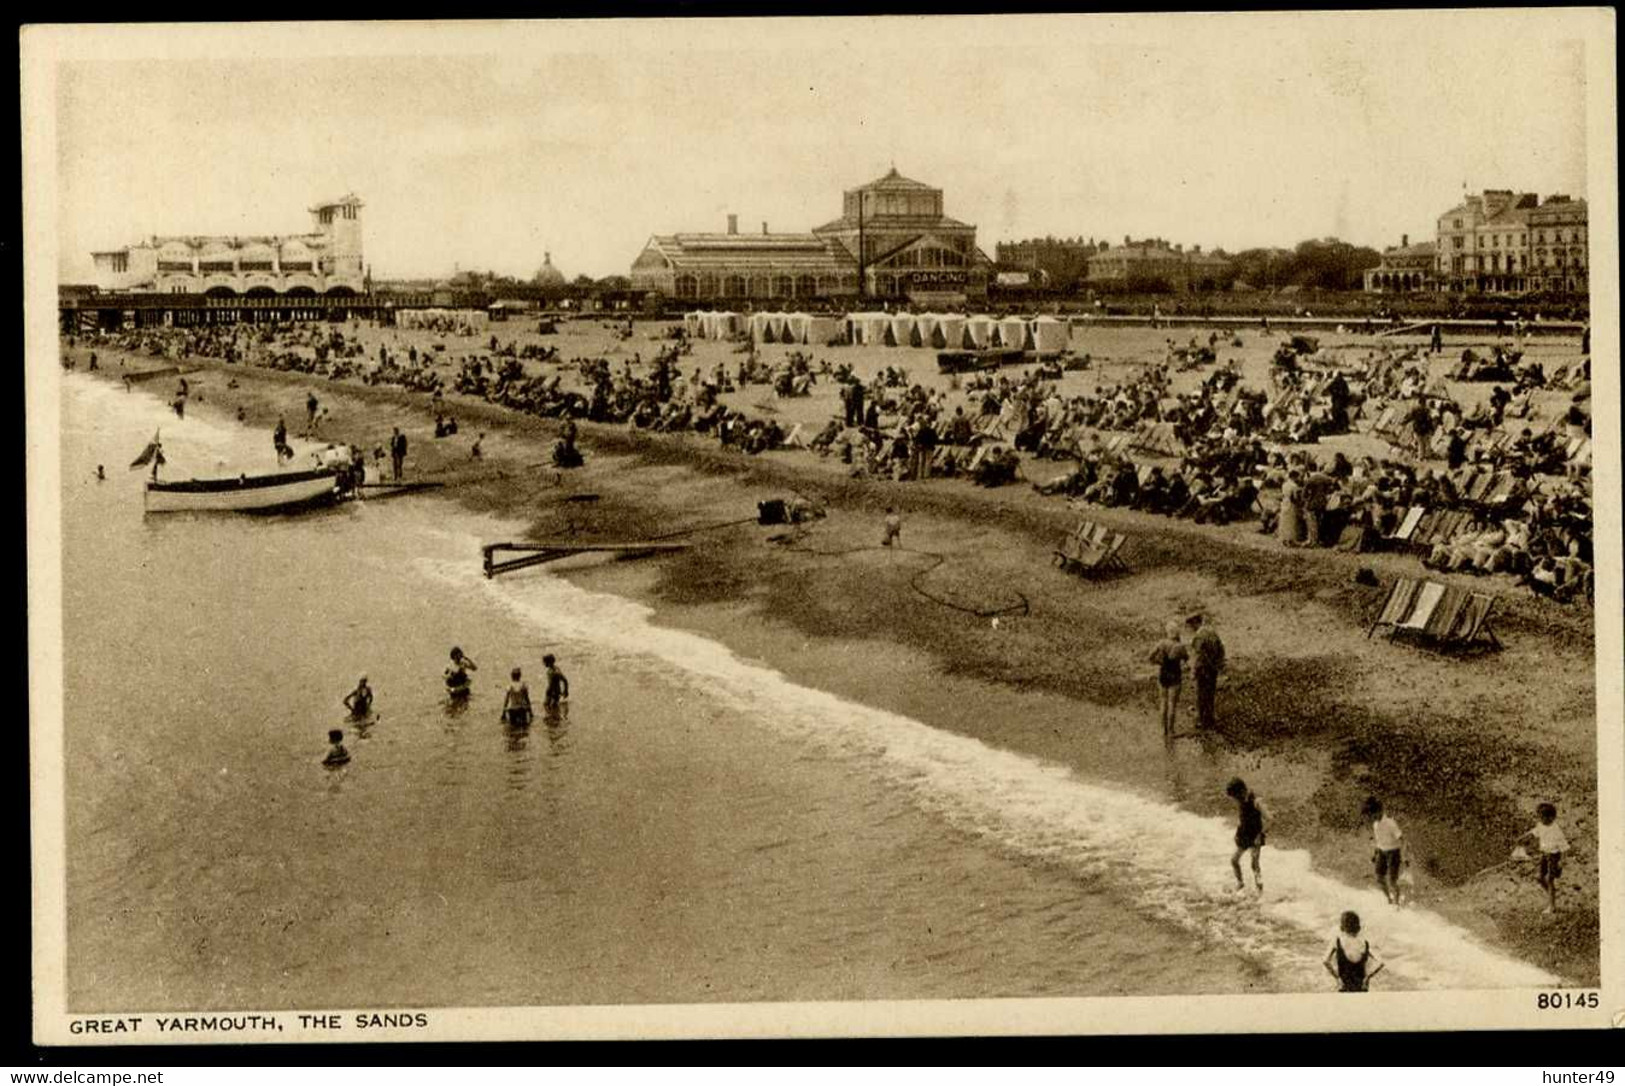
[1464,471,1497,502]
[1388,506,1427,544]
[1422,585,1471,638]
[1368,577,1421,636]
[1395,580,1447,632]
[1453,593,1502,649]
[1484,473,1520,506]
[1096,533,1130,574]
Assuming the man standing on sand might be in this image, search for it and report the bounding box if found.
[1187,613,1225,729]
[390,427,407,481]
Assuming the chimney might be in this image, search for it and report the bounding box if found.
[727,214,738,235]
[1401,234,1408,248]
[762,221,769,235]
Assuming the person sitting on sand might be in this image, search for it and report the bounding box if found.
[342,676,373,719]
[323,728,350,767]
[502,668,533,728]
[1323,911,1383,992]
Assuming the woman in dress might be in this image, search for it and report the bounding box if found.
[1277,469,1305,547]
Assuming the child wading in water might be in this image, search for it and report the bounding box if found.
[342,676,373,719]
[1323,911,1384,992]
[502,667,533,727]
[1226,777,1267,894]
[543,654,569,709]
[445,647,477,697]
[323,729,350,767]
[1517,802,1569,914]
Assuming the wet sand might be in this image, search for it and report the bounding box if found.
[64,318,1599,984]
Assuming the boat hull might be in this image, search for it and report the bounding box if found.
[145,469,341,514]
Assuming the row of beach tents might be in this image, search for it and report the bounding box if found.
[684,310,1071,352]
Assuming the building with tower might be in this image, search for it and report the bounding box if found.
[90,194,366,296]
[629,168,990,307]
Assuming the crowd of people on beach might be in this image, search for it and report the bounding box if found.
[68,312,1595,607]
[63,311,1591,990]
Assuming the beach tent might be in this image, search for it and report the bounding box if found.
[966,315,996,349]
[915,313,941,349]
[890,314,918,348]
[749,312,771,341]
[1031,315,1069,353]
[852,312,891,346]
[720,312,745,338]
[936,314,968,351]
[684,311,703,338]
[784,313,811,344]
[805,315,843,346]
[998,316,1033,351]
[766,312,788,342]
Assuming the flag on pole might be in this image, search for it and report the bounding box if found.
[129,431,165,470]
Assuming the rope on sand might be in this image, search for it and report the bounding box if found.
[775,525,1030,619]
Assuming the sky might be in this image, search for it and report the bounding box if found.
[39,12,1599,283]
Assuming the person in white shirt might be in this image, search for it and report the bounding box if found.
[1518,803,1570,914]
[1362,796,1405,905]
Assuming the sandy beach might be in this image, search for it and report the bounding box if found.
[64,316,1599,985]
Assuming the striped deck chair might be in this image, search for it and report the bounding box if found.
[1369,577,1420,637]
[1454,593,1502,649]
[1097,533,1130,573]
[1484,473,1520,506]
[1422,585,1471,639]
[1411,512,1439,547]
[1464,471,1497,502]
[1396,581,1447,632]
[1073,532,1129,577]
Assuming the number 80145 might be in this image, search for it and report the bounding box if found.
[1534,991,1598,1010]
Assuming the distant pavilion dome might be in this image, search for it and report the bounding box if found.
[534,251,566,287]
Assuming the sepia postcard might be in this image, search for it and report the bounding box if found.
[23,11,1622,1044]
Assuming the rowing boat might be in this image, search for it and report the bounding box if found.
[145,467,342,514]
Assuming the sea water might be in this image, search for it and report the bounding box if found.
[53,373,1552,1012]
